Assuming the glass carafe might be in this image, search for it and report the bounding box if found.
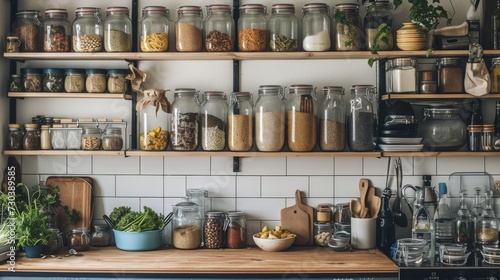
[454,190,474,250]
[172,199,201,249]
[347,85,375,151]
[475,190,498,245]
[320,86,345,151]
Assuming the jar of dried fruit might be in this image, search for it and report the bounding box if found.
[269,4,298,52]
[175,6,203,52]
[69,228,91,251]
[228,92,253,152]
[171,88,199,151]
[140,6,170,52]
[43,9,71,52]
[254,85,286,152]
[238,4,267,52]
[200,91,227,151]
[13,10,42,52]
[204,4,234,52]
[72,7,103,52]
[138,90,170,151]
[287,85,317,152]
[320,86,345,151]
[104,6,132,52]
[301,3,331,51]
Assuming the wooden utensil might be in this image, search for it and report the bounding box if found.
[350,199,361,218]
[359,179,369,218]
[366,186,375,218]
[371,196,381,218]
[296,190,314,245]
[281,189,311,245]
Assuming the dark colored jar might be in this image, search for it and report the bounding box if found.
[23,124,39,150]
[438,58,464,93]
[7,124,23,150]
[43,68,64,92]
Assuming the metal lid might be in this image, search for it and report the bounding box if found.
[423,107,461,114]
[207,4,231,11]
[323,86,344,94]
[335,3,359,10]
[439,57,461,66]
[16,10,42,16]
[75,7,101,15]
[104,127,122,134]
[178,5,202,13]
[205,211,224,218]
[204,91,225,97]
[240,4,266,11]
[174,88,197,96]
[143,6,168,13]
[86,69,106,75]
[45,8,68,17]
[43,68,65,74]
[389,57,416,67]
[233,92,252,98]
[227,210,245,217]
[65,68,85,74]
[84,127,102,134]
[105,6,129,14]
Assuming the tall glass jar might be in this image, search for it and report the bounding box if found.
[228,92,253,151]
[334,4,364,51]
[7,124,23,150]
[287,85,317,152]
[104,6,132,52]
[320,86,345,151]
[419,108,467,151]
[363,1,394,51]
[186,189,208,220]
[475,190,498,245]
[13,10,43,52]
[269,4,298,52]
[72,7,103,52]
[203,211,224,249]
[139,6,170,52]
[226,211,247,249]
[171,88,199,151]
[200,91,227,151]
[204,4,234,52]
[238,4,267,52]
[138,90,170,151]
[172,199,201,250]
[23,124,39,150]
[43,9,71,52]
[301,3,331,52]
[254,85,286,152]
[491,57,500,93]
[347,85,376,151]
[438,58,464,93]
[69,228,90,251]
[175,6,203,52]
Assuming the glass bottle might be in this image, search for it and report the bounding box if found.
[347,85,375,152]
[23,124,39,150]
[21,68,42,92]
[140,6,170,52]
[493,0,500,50]
[471,187,483,221]
[203,211,224,249]
[434,183,455,246]
[226,211,246,249]
[320,86,345,151]
[228,92,253,151]
[301,3,331,52]
[13,10,43,52]
[287,85,317,152]
[469,103,483,126]
[200,91,227,151]
[101,127,123,151]
[104,7,132,52]
[171,88,199,151]
[69,228,90,251]
[7,124,23,150]
[72,7,103,52]
[43,9,71,52]
[454,190,474,251]
[204,4,234,52]
[314,222,332,247]
[334,4,364,51]
[269,4,298,52]
[91,224,111,247]
[238,4,267,52]
[376,188,395,256]
[172,199,201,250]
[254,85,286,152]
[138,90,170,151]
[475,190,498,245]
[82,127,101,150]
[40,125,52,150]
[363,1,394,51]
[494,101,500,150]
[43,68,64,92]
[490,58,500,92]
[175,6,203,52]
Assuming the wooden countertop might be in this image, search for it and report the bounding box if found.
[6,246,398,275]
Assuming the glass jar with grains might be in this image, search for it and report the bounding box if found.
[203,211,224,249]
[72,7,103,52]
[238,4,267,52]
[301,3,331,52]
[287,85,317,152]
[91,224,111,247]
[334,3,364,51]
[138,90,170,151]
[347,85,376,152]
[228,92,253,152]
[107,69,128,93]
[64,68,85,93]
[226,211,247,249]
[82,127,102,150]
[175,6,203,52]
[69,228,91,251]
[204,4,234,52]
[86,69,107,93]
[43,9,71,52]
[254,85,286,152]
[269,4,298,52]
[140,6,170,52]
[171,88,200,151]
[104,6,132,52]
[23,124,39,150]
[101,127,123,150]
[200,91,227,151]
[7,124,23,150]
[320,86,345,151]
[172,199,201,250]
[43,68,64,92]
[363,1,394,51]
[21,68,42,92]
[13,10,42,52]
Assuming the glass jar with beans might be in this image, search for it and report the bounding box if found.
[72,7,103,52]
[203,211,224,249]
[81,127,101,150]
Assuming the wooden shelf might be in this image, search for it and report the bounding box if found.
[382,151,500,157]
[8,92,132,99]
[4,150,125,156]
[381,93,500,100]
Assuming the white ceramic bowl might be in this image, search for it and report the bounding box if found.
[253,234,296,252]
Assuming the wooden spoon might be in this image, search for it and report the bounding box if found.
[371,196,381,218]
[359,179,369,218]
[350,199,361,218]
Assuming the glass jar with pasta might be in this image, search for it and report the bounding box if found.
[138,90,171,151]
[140,6,170,52]
[238,4,267,52]
[204,4,234,52]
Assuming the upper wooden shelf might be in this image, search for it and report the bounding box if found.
[382,151,500,157]
[8,92,132,99]
[381,93,500,100]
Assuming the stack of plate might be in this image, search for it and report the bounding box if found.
[396,22,427,51]
[378,137,423,152]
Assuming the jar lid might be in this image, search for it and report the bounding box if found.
[336,202,350,209]
[239,4,266,11]
[21,68,42,74]
[233,92,251,98]
[24,123,38,129]
[483,126,494,132]
[207,4,231,11]
[335,3,359,10]
[468,126,482,132]
[440,57,461,66]
[84,127,102,134]
[290,84,314,92]
[204,91,225,97]
[41,125,50,129]
[16,10,42,16]
[314,221,333,227]
[76,7,101,14]
[72,227,90,233]
[106,6,129,13]
[351,84,375,91]
[178,5,202,13]
[65,68,86,74]
[303,3,329,11]
[8,124,21,129]
[173,199,199,209]
[10,74,21,78]
[174,88,197,96]
[94,224,110,231]
[227,210,245,217]
[86,69,107,75]
[107,69,129,75]
[259,85,281,90]
[206,211,224,218]
[43,68,65,74]
[323,86,344,94]
[45,8,68,16]
[6,36,19,40]
[272,4,295,13]
[143,6,168,13]
[104,127,122,134]
[423,107,461,114]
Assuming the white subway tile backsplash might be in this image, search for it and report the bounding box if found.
[116,175,163,197]
[335,157,362,175]
[286,157,333,175]
[211,157,235,176]
[310,176,334,197]
[140,157,164,175]
[23,155,67,174]
[236,176,261,197]
[140,197,164,214]
[23,174,40,187]
[485,157,500,174]
[334,176,363,198]
[413,157,437,175]
[92,175,116,197]
[187,176,236,197]
[93,156,140,175]
[94,197,140,219]
[237,198,284,220]
[239,157,286,175]
[210,197,236,212]
[437,157,485,175]
[261,176,309,197]
[67,155,92,174]
[164,156,210,175]
[363,157,389,176]
[164,176,187,197]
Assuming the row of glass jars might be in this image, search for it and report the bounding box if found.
[140,85,377,152]
[10,68,128,93]
[46,225,112,254]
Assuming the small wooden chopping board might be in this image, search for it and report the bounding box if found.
[281,189,314,245]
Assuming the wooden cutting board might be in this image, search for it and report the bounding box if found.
[297,191,314,245]
[46,176,94,231]
[281,189,312,245]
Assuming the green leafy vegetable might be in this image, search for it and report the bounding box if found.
[109,206,164,232]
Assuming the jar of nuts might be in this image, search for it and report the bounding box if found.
[203,211,224,249]
[72,7,103,52]
[204,5,234,52]
[82,127,102,150]
[314,222,332,247]
[69,227,91,251]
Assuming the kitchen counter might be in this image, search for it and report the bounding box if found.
[0,246,398,278]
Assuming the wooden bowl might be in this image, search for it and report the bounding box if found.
[397,42,427,51]
[253,234,296,252]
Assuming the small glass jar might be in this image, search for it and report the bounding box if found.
[254,85,286,152]
[172,199,201,250]
[82,127,102,150]
[40,124,52,150]
[320,86,345,151]
[64,68,85,93]
[438,58,464,93]
[107,69,128,93]
[43,68,64,92]
[467,125,482,152]
[104,6,132,52]
[102,127,123,150]
[269,4,298,52]
[13,10,43,52]
[203,211,224,249]
[490,57,500,93]
[314,222,333,247]
[347,85,376,152]
[204,4,234,52]
[475,190,498,245]
[364,1,394,51]
[334,4,364,51]
[171,88,199,151]
[226,211,247,249]
[482,125,495,151]
[301,3,331,52]
[69,228,91,251]
[386,58,418,93]
[50,124,67,150]
[238,4,267,52]
[43,9,71,52]
[140,6,170,52]
[9,74,22,92]
[419,107,467,151]
[72,7,103,52]
[317,203,333,222]
[5,36,21,53]
[287,85,317,152]
[139,90,170,151]
[334,203,351,224]
[86,69,107,93]
[200,91,227,151]
[23,124,39,150]
[91,224,111,247]
[66,125,83,150]
[228,92,253,151]
[7,124,23,150]
[45,229,63,254]
[21,68,42,92]
[175,6,203,52]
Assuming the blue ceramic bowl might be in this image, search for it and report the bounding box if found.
[113,229,163,251]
